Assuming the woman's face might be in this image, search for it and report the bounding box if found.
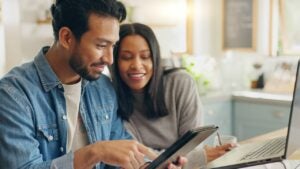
[118,35,153,92]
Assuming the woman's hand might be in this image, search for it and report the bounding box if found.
[166,156,188,169]
[139,156,188,169]
[204,143,236,162]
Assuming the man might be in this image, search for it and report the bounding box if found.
[0,0,185,168]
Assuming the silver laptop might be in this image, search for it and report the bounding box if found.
[208,60,300,169]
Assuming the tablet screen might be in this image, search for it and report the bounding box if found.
[146,125,218,169]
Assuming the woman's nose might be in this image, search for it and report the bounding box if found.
[130,58,143,69]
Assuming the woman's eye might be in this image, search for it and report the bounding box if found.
[141,54,151,59]
[120,55,132,60]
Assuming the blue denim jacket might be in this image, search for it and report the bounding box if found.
[0,47,132,169]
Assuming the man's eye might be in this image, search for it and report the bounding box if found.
[96,44,107,48]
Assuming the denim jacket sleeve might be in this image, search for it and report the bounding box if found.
[0,84,73,169]
[109,99,133,141]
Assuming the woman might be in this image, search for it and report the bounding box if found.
[111,23,233,168]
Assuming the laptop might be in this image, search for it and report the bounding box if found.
[207,60,300,169]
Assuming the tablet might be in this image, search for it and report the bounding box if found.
[145,125,218,169]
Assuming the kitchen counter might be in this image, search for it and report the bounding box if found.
[232,90,292,106]
[201,90,292,105]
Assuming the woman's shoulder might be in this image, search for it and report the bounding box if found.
[163,68,194,82]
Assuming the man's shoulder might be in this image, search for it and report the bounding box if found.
[0,62,37,86]
[0,62,39,105]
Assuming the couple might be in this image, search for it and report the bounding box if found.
[0,0,233,168]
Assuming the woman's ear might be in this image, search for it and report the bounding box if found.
[58,27,75,49]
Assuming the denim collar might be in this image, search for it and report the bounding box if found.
[34,46,89,92]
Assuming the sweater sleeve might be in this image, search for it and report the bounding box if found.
[164,70,207,168]
[165,70,203,136]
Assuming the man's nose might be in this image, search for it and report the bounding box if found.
[102,47,114,65]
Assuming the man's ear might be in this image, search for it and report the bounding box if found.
[58,27,75,49]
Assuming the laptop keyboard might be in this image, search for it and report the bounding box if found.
[240,137,286,161]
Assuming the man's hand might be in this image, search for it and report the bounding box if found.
[204,143,236,162]
[74,140,157,169]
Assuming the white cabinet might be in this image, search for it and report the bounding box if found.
[233,95,291,141]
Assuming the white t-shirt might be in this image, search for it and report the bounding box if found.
[63,80,88,152]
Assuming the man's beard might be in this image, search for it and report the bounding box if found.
[69,54,102,81]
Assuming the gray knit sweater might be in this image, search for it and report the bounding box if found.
[124,70,207,169]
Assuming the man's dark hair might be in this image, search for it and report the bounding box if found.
[50,0,126,41]
[111,23,169,120]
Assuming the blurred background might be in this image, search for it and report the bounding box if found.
[0,0,299,143]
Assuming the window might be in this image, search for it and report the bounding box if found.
[279,0,300,55]
[271,0,300,56]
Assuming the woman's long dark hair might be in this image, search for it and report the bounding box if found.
[111,23,168,120]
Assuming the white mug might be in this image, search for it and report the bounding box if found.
[214,135,237,146]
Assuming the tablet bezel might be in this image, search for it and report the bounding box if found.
[146,125,218,169]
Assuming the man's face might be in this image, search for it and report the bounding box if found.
[69,14,119,81]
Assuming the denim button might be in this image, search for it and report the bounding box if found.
[62,115,67,120]
[105,114,109,120]
[58,84,63,88]
[60,147,64,152]
[48,135,53,141]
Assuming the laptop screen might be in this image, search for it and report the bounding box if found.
[285,60,300,157]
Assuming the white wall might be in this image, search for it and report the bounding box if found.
[2,0,22,74]
[192,0,221,57]
[1,0,275,77]
[1,0,186,76]
[192,0,271,58]
[125,0,187,58]
[2,0,54,75]
[256,0,270,56]
[152,25,186,58]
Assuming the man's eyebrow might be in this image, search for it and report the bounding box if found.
[120,49,150,53]
[95,38,115,44]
